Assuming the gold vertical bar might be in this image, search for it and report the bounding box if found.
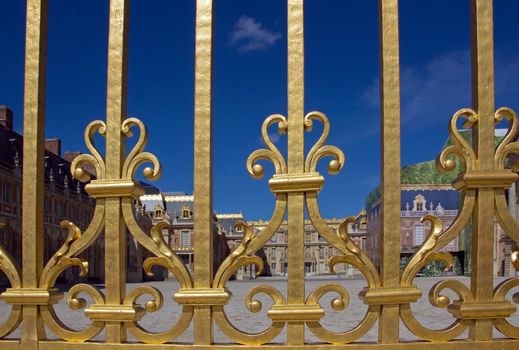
[21,0,48,347]
[378,0,401,343]
[104,0,129,343]
[469,0,495,341]
[287,0,305,345]
[193,0,214,345]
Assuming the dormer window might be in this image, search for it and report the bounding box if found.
[181,205,191,219]
[413,194,426,212]
[153,205,163,219]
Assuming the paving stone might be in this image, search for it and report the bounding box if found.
[1,276,517,343]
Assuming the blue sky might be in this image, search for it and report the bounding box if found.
[1,1,519,220]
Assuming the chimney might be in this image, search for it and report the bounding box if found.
[45,138,62,157]
[0,105,14,130]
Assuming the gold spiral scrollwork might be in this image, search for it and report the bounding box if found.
[490,108,519,339]
[494,107,519,171]
[121,118,162,181]
[304,212,381,343]
[40,284,106,341]
[328,218,380,288]
[494,108,519,243]
[400,280,472,342]
[302,111,380,343]
[213,114,288,344]
[436,108,478,174]
[119,117,193,343]
[70,120,107,182]
[123,285,194,344]
[246,114,288,179]
[40,221,89,288]
[213,285,286,345]
[0,232,22,338]
[304,111,345,174]
[400,216,453,285]
[400,107,482,341]
[213,221,264,288]
[38,119,107,342]
[493,271,519,339]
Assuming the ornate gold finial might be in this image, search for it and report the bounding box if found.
[304,111,345,175]
[436,108,478,174]
[246,114,288,179]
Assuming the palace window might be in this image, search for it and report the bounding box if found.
[414,224,425,246]
[180,230,191,249]
[55,201,65,218]
[44,196,52,213]
[413,194,426,212]
[2,182,12,202]
[154,205,163,219]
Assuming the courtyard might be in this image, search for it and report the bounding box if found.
[1,276,517,343]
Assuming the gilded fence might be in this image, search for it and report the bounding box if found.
[0,0,518,349]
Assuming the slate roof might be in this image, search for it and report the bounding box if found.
[164,192,194,223]
[215,213,244,236]
[401,187,459,211]
[0,121,90,198]
[139,190,246,232]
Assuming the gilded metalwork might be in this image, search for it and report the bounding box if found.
[0,231,22,338]
[396,105,519,342]
[212,114,287,345]
[1,0,518,348]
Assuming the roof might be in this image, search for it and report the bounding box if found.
[0,122,90,198]
[401,187,459,211]
[366,128,509,210]
[163,193,194,222]
[140,193,165,211]
[216,213,244,235]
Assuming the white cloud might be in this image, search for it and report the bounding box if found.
[229,16,281,53]
[361,50,519,129]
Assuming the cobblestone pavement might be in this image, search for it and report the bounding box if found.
[1,276,518,343]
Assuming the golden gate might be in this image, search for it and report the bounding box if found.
[0,0,518,349]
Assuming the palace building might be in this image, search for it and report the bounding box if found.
[248,210,367,278]
[139,191,231,276]
[365,129,518,277]
[0,105,156,285]
[366,181,464,275]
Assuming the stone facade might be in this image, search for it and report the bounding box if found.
[140,192,230,277]
[248,210,367,278]
[366,184,463,274]
[217,213,270,280]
